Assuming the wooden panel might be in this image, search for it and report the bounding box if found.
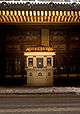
[6,30,41,46]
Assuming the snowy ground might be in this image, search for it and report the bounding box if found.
[0,87,80,95]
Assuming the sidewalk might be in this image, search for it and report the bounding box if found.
[0,87,80,95]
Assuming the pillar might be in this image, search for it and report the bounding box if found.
[41,29,49,46]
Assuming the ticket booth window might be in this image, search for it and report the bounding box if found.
[37,58,43,68]
[47,58,51,66]
[28,58,33,67]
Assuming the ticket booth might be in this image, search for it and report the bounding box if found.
[24,47,55,86]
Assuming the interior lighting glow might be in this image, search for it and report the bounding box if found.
[49,11,51,16]
[56,11,59,16]
[48,16,50,22]
[45,11,47,16]
[34,16,36,22]
[58,16,61,22]
[37,11,40,16]
[33,11,36,16]
[67,11,70,16]
[31,16,33,22]
[2,11,5,16]
[22,11,25,16]
[79,11,80,16]
[38,16,40,22]
[71,11,74,16]
[75,11,78,16]
[30,11,32,16]
[14,11,17,16]
[26,11,28,16]
[41,16,43,22]
[10,11,13,16]
[63,11,66,16]
[6,11,9,16]
[27,16,30,22]
[18,11,21,16]
[52,11,55,16]
[55,16,57,22]
[51,16,53,22]
[41,11,44,16]
[44,16,47,21]
[60,11,62,16]
[0,11,1,15]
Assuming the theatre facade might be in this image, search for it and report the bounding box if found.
[0,1,80,86]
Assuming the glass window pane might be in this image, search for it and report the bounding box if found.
[28,58,33,67]
[47,58,51,66]
[37,58,43,68]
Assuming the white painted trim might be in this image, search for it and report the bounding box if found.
[24,52,56,56]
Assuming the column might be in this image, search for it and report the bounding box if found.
[41,29,49,46]
[43,56,47,67]
[33,56,36,67]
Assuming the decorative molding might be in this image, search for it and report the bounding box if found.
[0,10,80,23]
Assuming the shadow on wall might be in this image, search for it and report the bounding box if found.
[0,75,80,87]
[54,76,80,87]
[0,77,27,86]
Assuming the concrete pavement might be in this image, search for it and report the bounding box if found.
[0,95,80,114]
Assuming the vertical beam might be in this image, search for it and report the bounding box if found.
[37,11,40,22]
[44,56,47,67]
[41,11,44,22]
[41,29,49,46]
[33,56,36,67]
[33,11,37,22]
